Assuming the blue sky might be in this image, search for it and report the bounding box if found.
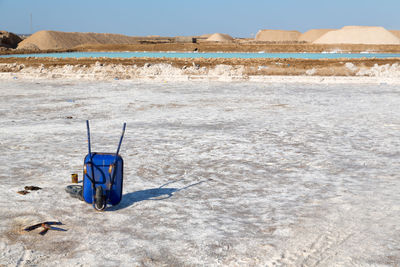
[1,0,399,37]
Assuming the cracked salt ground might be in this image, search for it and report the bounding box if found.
[0,80,399,266]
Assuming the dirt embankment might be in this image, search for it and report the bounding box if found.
[2,39,400,77]
[3,42,400,54]
[74,43,400,53]
[1,57,400,77]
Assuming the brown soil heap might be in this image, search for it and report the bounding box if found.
[298,29,335,43]
[17,30,163,50]
[0,31,22,49]
[314,26,400,45]
[255,30,301,42]
[390,30,400,39]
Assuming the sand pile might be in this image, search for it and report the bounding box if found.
[206,33,234,42]
[17,30,144,50]
[298,29,334,43]
[199,33,213,38]
[255,30,300,42]
[314,26,400,45]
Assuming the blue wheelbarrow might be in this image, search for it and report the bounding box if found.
[83,120,126,211]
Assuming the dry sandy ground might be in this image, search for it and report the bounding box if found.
[1,80,399,266]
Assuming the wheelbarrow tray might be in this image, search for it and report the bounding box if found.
[83,153,123,206]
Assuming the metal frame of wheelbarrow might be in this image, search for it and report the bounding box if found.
[84,120,126,211]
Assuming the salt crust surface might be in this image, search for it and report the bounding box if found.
[0,80,399,266]
[1,62,400,83]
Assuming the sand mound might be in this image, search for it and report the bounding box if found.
[255,30,300,42]
[314,26,400,45]
[206,33,234,42]
[298,29,335,43]
[199,33,213,38]
[17,30,144,50]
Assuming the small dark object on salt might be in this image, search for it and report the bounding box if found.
[24,186,42,191]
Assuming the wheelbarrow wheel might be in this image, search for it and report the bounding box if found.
[94,186,106,211]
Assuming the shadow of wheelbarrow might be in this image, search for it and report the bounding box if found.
[108,179,209,211]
